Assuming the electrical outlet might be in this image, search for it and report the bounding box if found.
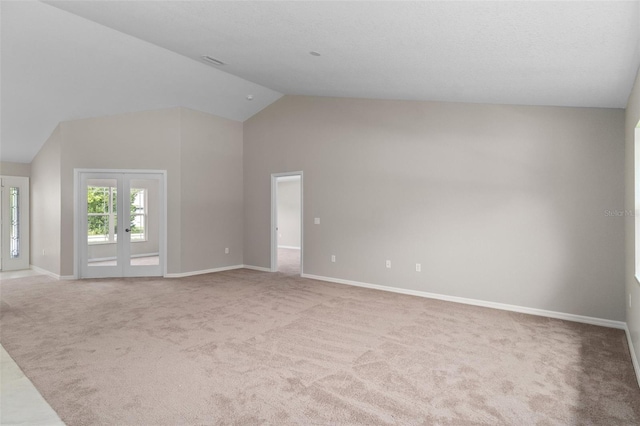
[331,255,336,263]
[386,260,391,268]
[225,248,229,254]
[416,263,421,272]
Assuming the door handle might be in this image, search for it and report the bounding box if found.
[125,228,131,233]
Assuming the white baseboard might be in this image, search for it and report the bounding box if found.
[624,324,640,388]
[242,265,272,272]
[166,264,275,277]
[29,265,61,280]
[33,263,268,280]
[29,265,75,280]
[277,246,300,250]
[165,264,244,278]
[301,273,626,330]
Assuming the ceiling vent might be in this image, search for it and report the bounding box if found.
[201,55,225,66]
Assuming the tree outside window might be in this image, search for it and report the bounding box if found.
[87,186,146,244]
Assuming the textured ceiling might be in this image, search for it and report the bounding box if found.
[2,1,640,163]
[47,1,640,107]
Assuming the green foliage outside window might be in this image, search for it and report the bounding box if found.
[87,187,143,237]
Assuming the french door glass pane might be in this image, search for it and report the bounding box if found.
[87,179,117,267]
[128,179,159,266]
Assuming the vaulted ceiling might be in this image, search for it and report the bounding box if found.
[2,1,639,163]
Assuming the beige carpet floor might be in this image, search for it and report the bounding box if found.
[278,247,301,275]
[1,269,639,425]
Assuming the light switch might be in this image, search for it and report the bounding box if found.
[314,218,320,225]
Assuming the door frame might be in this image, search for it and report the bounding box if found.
[0,176,30,271]
[271,171,303,274]
[74,168,168,279]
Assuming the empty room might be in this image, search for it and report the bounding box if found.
[2,1,640,424]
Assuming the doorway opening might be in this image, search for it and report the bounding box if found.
[271,172,303,275]
[75,169,166,279]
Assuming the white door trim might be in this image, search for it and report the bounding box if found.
[271,171,303,274]
[74,168,167,279]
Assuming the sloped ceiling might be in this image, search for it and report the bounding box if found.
[1,1,282,163]
[2,1,640,163]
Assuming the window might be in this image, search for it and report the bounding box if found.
[87,186,147,244]
[129,188,147,242]
[9,186,20,258]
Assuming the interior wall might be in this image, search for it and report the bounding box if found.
[277,178,301,248]
[58,108,182,276]
[625,67,640,366]
[30,125,62,275]
[179,108,244,272]
[0,162,31,177]
[28,106,245,277]
[244,95,625,321]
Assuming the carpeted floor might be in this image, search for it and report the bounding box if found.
[1,269,639,425]
[278,247,300,275]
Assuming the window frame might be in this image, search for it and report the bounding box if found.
[87,186,148,245]
[129,188,148,243]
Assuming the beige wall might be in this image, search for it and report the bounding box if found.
[25,95,628,323]
[59,108,182,276]
[244,95,625,321]
[179,108,244,271]
[277,178,301,248]
[0,162,31,177]
[625,68,640,366]
[29,107,244,277]
[30,125,62,275]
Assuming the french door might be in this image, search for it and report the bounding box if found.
[0,176,30,271]
[78,171,165,278]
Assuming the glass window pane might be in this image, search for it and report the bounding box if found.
[128,180,157,266]
[130,188,146,242]
[112,187,117,213]
[131,214,145,241]
[88,215,109,243]
[9,187,20,258]
[86,179,118,266]
[87,186,108,214]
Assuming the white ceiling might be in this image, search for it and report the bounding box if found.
[2,1,640,164]
[0,1,282,163]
